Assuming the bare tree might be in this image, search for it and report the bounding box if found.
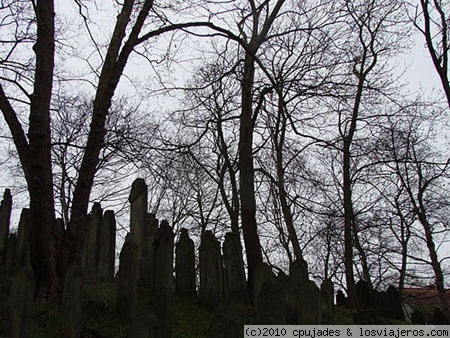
[0,0,240,299]
[384,109,450,313]
[413,0,450,108]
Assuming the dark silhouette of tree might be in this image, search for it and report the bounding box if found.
[413,0,450,108]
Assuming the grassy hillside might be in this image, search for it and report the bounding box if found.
[0,275,407,337]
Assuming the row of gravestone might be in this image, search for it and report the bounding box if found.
[114,226,250,337]
[252,258,334,325]
[336,280,405,323]
[0,189,67,276]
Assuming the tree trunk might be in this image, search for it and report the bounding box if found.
[275,100,302,261]
[239,50,263,298]
[27,0,59,301]
[342,139,358,308]
[417,211,449,314]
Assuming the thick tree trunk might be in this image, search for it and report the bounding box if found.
[59,0,146,275]
[239,50,263,298]
[27,0,59,301]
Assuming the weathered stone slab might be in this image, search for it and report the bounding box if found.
[61,265,84,338]
[2,233,16,274]
[98,210,116,282]
[256,279,287,324]
[199,230,224,309]
[116,236,138,322]
[85,203,103,276]
[321,279,334,323]
[140,213,158,289]
[277,272,297,324]
[289,258,309,284]
[153,220,174,338]
[0,189,12,254]
[253,262,275,310]
[386,285,404,320]
[297,281,322,324]
[129,178,148,252]
[12,208,31,271]
[223,232,247,302]
[8,267,34,338]
[175,228,195,297]
[336,289,347,307]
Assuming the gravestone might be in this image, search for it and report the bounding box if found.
[321,279,334,322]
[277,272,298,324]
[356,280,370,308]
[253,262,275,310]
[223,232,247,301]
[98,210,116,281]
[297,281,322,324]
[386,285,404,320]
[199,230,224,309]
[175,228,195,297]
[256,279,287,324]
[0,189,12,254]
[289,258,309,284]
[153,220,174,338]
[336,289,347,307]
[61,265,84,338]
[84,203,103,276]
[140,213,158,289]
[12,208,31,271]
[116,236,138,322]
[128,315,162,338]
[3,233,17,273]
[370,289,388,316]
[8,267,34,338]
[129,178,148,286]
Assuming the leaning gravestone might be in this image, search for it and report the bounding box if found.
[175,228,195,297]
[98,210,116,282]
[61,265,84,338]
[116,236,138,323]
[8,267,34,338]
[199,230,224,309]
[297,280,322,324]
[12,208,31,271]
[152,220,174,338]
[223,232,247,302]
[128,315,163,338]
